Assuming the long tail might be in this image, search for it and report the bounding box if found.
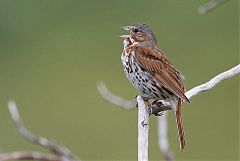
[175,100,185,151]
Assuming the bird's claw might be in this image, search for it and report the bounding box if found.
[149,100,165,116]
[155,111,164,116]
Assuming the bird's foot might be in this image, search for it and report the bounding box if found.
[149,100,165,116]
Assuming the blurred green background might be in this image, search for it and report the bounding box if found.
[0,0,238,161]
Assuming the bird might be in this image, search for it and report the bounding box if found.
[119,23,189,151]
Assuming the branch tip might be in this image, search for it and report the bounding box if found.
[8,100,20,122]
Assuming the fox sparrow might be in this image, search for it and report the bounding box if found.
[119,23,189,151]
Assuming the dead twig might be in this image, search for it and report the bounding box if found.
[199,0,229,14]
[0,101,80,161]
[97,64,240,161]
[0,151,58,161]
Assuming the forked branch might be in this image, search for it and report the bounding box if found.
[96,64,240,161]
[0,101,80,161]
[97,64,240,113]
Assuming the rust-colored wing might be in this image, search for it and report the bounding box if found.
[133,45,189,102]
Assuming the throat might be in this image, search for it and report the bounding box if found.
[123,38,132,48]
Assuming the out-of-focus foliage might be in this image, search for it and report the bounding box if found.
[0,0,238,160]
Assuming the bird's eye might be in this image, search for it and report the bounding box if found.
[133,28,140,33]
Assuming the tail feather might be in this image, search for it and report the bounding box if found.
[169,99,186,151]
[175,100,185,151]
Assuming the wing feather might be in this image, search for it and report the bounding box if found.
[133,45,189,102]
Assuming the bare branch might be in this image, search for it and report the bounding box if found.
[0,151,58,161]
[199,0,229,14]
[147,64,240,113]
[137,96,149,161]
[96,64,240,161]
[137,97,173,161]
[185,64,240,99]
[97,65,240,111]
[5,100,80,161]
[96,81,135,109]
[157,113,173,161]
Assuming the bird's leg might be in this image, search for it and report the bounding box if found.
[135,96,165,116]
[149,100,165,116]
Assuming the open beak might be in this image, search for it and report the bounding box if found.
[118,25,133,39]
[121,25,133,31]
[118,34,130,39]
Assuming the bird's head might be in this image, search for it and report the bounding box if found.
[120,23,157,46]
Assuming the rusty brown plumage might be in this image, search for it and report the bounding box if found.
[134,46,189,103]
[133,44,188,151]
[120,23,189,150]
